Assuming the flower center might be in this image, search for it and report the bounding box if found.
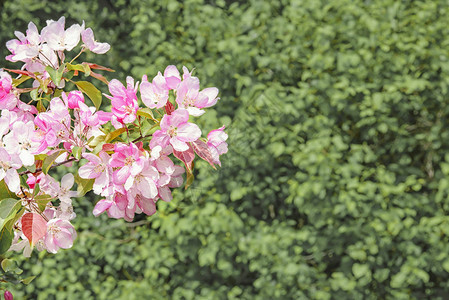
[167,126,177,138]
[94,163,105,173]
[124,156,135,166]
[57,129,65,138]
[125,106,134,115]
[183,96,195,106]
[48,224,61,235]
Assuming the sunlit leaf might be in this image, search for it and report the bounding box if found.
[21,212,47,247]
[75,81,102,110]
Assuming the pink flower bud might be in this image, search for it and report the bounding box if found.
[66,91,84,109]
[4,290,13,300]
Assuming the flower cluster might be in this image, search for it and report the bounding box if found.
[0,17,228,257]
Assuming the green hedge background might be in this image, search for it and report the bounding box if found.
[2,0,449,299]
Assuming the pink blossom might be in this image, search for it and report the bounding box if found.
[168,165,185,188]
[56,174,78,203]
[175,77,203,116]
[93,192,130,220]
[196,87,220,108]
[37,174,60,198]
[163,65,181,90]
[44,218,77,253]
[109,143,146,184]
[79,151,111,196]
[0,148,21,193]
[182,66,194,80]
[3,121,39,166]
[14,100,38,122]
[150,109,201,152]
[62,91,84,109]
[176,77,219,116]
[38,44,59,69]
[0,71,17,110]
[207,125,228,166]
[140,72,169,109]
[125,160,159,201]
[134,194,156,216]
[33,113,60,154]
[5,21,40,62]
[81,28,110,54]
[77,102,100,127]
[104,77,139,124]
[41,17,84,52]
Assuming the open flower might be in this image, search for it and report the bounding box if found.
[81,28,110,54]
[140,72,169,109]
[207,126,228,166]
[44,218,77,253]
[79,151,112,196]
[0,71,17,110]
[104,77,139,124]
[41,16,84,52]
[150,109,201,151]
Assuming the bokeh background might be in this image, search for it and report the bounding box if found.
[2,0,449,299]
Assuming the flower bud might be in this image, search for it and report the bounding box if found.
[66,91,85,109]
[4,290,13,300]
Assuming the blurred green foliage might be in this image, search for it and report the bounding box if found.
[2,0,449,298]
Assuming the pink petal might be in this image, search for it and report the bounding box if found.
[170,109,190,127]
[170,138,189,152]
[177,123,201,142]
[93,199,112,216]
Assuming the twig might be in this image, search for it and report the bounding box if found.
[18,157,77,176]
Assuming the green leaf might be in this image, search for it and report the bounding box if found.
[45,64,65,87]
[105,127,127,143]
[1,258,21,274]
[42,150,65,175]
[72,146,83,160]
[0,198,20,231]
[137,108,157,122]
[0,223,14,255]
[352,263,369,278]
[64,70,75,81]
[35,194,54,212]
[22,275,36,285]
[82,62,91,76]
[12,75,31,87]
[26,164,36,173]
[30,89,39,100]
[35,77,48,93]
[0,180,18,200]
[67,63,91,76]
[74,174,94,197]
[75,81,102,110]
[67,63,86,72]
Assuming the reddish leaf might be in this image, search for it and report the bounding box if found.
[173,144,195,172]
[102,143,115,152]
[89,71,109,84]
[135,141,144,152]
[165,101,175,115]
[192,139,217,169]
[3,68,35,78]
[21,213,47,246]
[87,63,115,72]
